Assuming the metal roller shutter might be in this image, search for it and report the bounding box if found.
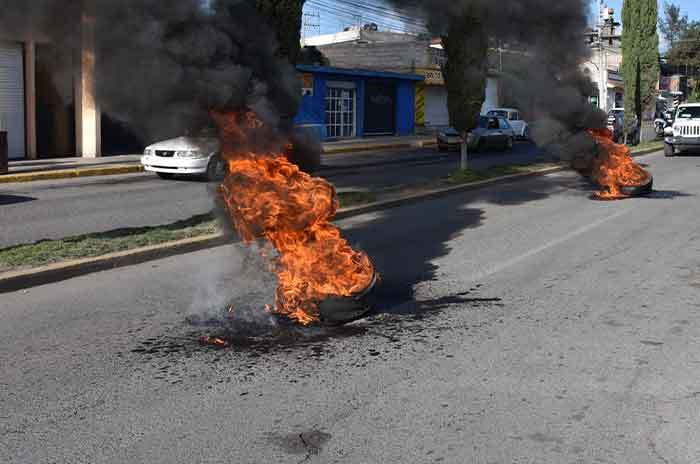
[424,86,449,128]
[0,41,25,159]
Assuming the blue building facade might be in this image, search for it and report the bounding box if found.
[294,65,423,140]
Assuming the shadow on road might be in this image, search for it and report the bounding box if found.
[0,194,37,205]
[342,173,584,317]
[643,190,694,200]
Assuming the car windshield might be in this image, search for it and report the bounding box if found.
[488,110,508,119]
[677,107,700,119]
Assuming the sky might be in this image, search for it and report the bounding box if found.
[601,0,700,24]
[304,0,700,37]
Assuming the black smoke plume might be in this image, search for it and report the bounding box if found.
[389,0,607,166]
[0,0,305,146]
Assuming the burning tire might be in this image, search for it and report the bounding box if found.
[318,271,379,325]
[619,175,653,196]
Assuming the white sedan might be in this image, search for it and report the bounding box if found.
[141,131,224,181]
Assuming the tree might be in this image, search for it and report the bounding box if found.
[441,9,488,169]
[666,22,700,70]
[621,0,660,140]
[659,1,689,45]
[255,0,305,64]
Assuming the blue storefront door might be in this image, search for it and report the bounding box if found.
[325,85,356,138]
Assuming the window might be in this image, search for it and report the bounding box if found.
[509,112,520,121]
[488,110,508,119]
[677,107,700,119]
[326,84,356,138]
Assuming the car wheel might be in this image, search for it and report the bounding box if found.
[523,127,530,140]
[506,137,514,151]
[438,143,447,152]
[157,172,175,180]
[664,143,675,157]
[205,155,225,181]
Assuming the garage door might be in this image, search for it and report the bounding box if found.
[424,86,449,128]
[0,41,25,159]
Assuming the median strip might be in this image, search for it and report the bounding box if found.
[0,155,660,292]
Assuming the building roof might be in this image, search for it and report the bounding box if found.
[297,65,424,81]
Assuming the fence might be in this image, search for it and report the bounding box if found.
[639,121,657,144]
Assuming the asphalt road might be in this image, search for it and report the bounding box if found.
[6,149,700,463]
[0,142,543,248]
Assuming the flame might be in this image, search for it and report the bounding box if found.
[588,128,651,199]
[200,336,229,348]
[213,112,375,325]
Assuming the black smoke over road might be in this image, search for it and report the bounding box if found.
[0,0,302,142]
[390,0,607,165]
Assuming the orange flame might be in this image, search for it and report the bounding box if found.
[589,128,651,199]
[213,112,374,325]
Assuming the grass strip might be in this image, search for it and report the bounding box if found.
[337,191,378,207]
[630,140,663,154]
[0,214,219,272]
[446,162,558,186]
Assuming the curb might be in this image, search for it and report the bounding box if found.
[323,139,436,154]
[630,145,663,157]
[0,233,228,294]
[335,165,566,219]
[0,149,662,292]
[1,141,438,183]
[0,164,144,184]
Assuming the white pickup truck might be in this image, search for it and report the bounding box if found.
[664,103,700,157]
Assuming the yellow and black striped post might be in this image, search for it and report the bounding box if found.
[415,83,425,127]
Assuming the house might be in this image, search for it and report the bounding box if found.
[0,17,103,160]
[294,65,423,139]
[307,28,501,131]
[582,5,624,112]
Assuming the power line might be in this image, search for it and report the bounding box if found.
[307,0,426,34]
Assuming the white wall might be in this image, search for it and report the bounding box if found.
[481,77,500,114]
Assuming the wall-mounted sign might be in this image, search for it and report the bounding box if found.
[415,68,445,86]
[300,73,314,96]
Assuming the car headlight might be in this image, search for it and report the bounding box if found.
[143,149,152,156]
[176,150,205,158]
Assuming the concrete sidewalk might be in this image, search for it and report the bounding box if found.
[7,155,142,175]
[1,135,436,183]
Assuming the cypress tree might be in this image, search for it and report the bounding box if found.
[255,0,305,64]
[621,0,660,139]
[441,9,488,168]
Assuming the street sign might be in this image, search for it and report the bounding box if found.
[300,73,314,96]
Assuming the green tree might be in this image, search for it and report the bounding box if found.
[666,22,700,69]
[659,1,689,45]
[621,0,661,140]
[441,9,488,168]
[255,0,305,63]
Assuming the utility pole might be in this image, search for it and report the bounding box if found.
[302,9,321,44]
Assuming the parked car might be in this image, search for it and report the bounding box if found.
[486,108,529,139]
[141,128,224,181]
[437,116,514,152]
[664,103,700,156]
